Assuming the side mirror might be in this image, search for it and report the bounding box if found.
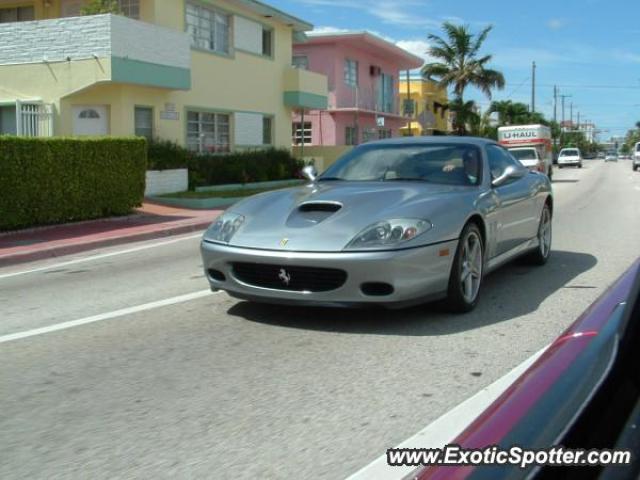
[492,165,526,187]
[302,165,318,182]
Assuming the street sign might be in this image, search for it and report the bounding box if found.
[376,116,385,127]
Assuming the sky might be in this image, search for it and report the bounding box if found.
[270,0,640,139]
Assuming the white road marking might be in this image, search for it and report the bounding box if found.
[0,233,203,280]
[0,289,218,344]
[345,344,550,480]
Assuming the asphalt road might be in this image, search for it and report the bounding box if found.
[2,159,640,480]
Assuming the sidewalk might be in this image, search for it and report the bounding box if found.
[0,202,223,268]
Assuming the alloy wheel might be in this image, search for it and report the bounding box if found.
[460,231,482,303]
[539,207,552,258]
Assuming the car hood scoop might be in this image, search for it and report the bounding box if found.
[285,201,343,228]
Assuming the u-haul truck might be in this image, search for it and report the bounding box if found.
[498,124,553,180]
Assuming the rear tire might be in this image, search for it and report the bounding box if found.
[445,223,484,313]
[524,204,552,265]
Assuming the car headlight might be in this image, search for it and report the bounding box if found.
[345,218,432,250]
[204,212,245,244]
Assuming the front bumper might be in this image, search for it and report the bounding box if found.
[558,159,581,165]
[200,239,458,308]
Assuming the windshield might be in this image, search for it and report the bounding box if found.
[636,144,640,152]
[509,149,537,161]
[561,149,579,156]
[320,143,482,186]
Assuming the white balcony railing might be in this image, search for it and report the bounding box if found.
[328,86,401,115]
[0,14,190,71]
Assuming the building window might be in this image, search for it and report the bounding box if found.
[118,0,140,19]
[79,109,101,119]
[186,3,230,55]
[134,107,153,141]
[292,122,312,145]
[344,59,358,87]
[187,111,230,154]
[378,129,392,140]
[0,6,34,23]
[345,126,358,145]
[262,28,273,56]
[292,55,308,70]
[377,73,395,113]
[263,117,273,145]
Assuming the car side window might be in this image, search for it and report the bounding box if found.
[486,144,521,181]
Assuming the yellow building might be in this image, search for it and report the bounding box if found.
[0,0,327,152]
[398,75,450,136]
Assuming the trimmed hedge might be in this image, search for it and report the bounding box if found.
[0,136,146,231]
[146,140,303,188]
[190,148,304,187]
[147,138,194,171]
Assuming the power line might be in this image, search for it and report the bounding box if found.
[537,83,640,90]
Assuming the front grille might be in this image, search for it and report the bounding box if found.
[232,262,347,292]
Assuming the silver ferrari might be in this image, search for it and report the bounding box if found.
[200,137,552,312]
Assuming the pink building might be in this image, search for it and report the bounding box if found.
[292,31,423,146]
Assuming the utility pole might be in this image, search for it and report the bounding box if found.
[553,85,558,124]
[569,102,574,127]
[531,61,536,113]
[559,94,572,148]
[405,70,413,136]
[577,111,580,130]
[560,94,571,129]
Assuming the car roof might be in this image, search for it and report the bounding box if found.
[363,136,499,147]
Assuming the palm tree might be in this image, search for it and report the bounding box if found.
[635,121,640,130]
[488,100,534,126]
[422,22,505,134]
[449,98,480,136]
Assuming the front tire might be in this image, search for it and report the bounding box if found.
[525,204,552,265]
[446,223,484,313]
[578,162,583,168]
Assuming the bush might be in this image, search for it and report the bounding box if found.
[146,140,303,188]
[191,148,304,187]
[0,136,146,231]
[147,138,194,171]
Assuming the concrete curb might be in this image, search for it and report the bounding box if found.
[0,220,211,268]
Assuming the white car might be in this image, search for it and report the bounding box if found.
[558,148,583,168]
[605,152,618,162]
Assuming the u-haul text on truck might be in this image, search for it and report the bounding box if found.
[498,124,553,180]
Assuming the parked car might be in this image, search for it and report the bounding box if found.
[413,258,640,480]
[605,151,618,162]
[558,148,583,168]
[633,142,640,171]
[200,137,553,312]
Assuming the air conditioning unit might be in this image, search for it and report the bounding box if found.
[369,65,381,76]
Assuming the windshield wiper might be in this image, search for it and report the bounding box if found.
[317,177,344,181]
[383,177,428,182]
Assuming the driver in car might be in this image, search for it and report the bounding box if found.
[442,149,480,185]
